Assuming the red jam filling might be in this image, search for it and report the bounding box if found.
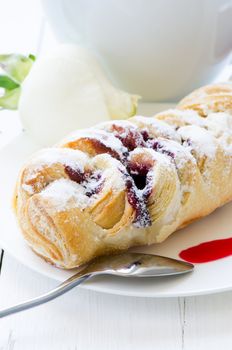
[124,175,151,227]
[64,166,86,183]
[140,130,151,142]
[124,161,153,227]
[128,162,152,190]
[65,166,104,198]
[111,124,146,151]
[66,125,177,228]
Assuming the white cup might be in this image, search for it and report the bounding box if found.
[43,0,232,101]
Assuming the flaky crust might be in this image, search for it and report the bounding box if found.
[14,83,232,268]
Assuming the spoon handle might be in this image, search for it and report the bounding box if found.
[0,273,91,318]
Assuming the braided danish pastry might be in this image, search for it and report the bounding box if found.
[14,83,232,268]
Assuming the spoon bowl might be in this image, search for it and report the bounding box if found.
[81,252,194,278]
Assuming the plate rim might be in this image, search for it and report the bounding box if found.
[2,233,232,298]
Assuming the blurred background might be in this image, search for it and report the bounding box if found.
[42,0,232,101]
[0,0,231,150]
[1,0,232,102]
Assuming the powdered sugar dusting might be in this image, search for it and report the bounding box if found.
[22,148,89,195]
[92,154,126,192]
[28,148,88,172]
[22,183,34,195]
[96,120,136,130]
[178,125,217,158]
[40,178,90,212]
[61,129,128,157]
[131,115,180,141]
[155,108,206,127]
[159,138,194,160]
[129,146,170,165]
[207,112,232,130]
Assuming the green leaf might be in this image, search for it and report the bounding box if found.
[0,53,35,83]
[0,75,20,90]
[0,87,20,110]
[28,54,36,62]
[0,53,35,111]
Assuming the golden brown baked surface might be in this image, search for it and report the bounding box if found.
[14,83,232,268]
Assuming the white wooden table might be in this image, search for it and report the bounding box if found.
[1,1,232,349]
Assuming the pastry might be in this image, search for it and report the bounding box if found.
[13,83,232,268]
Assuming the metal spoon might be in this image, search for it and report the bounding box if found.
[0,252,193,318]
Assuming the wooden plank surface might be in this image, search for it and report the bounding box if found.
[0,255,183,350]
[1,254,232,350]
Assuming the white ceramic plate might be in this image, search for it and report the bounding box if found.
[1,104,232,298]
